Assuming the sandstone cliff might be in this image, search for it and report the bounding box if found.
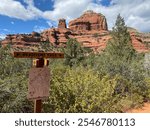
[69,10,108,31]
[1,10,149,53]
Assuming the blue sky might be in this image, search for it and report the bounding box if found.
[0,0,150,39]
[0,0,56,37]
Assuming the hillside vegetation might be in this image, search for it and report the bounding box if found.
[0,15,150,113]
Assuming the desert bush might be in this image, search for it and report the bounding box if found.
[42,66,144,113]
[0,45,32,112]
[145,78,150,99]
[0,46,148,112]
[0,73,32,112]
[0,45,32,79]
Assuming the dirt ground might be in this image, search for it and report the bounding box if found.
[127,103,150,113]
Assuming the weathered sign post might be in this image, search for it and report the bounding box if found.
[13,51,64,113]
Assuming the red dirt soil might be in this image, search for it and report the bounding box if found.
[127,103,150,113]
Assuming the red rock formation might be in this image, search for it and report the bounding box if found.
[39,10,110,52]
[130,32,149,53]
[1,32,41,47]
[1,11,149,53]
[69,10,108,31]
[58,19,67,29]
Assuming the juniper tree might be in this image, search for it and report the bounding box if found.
[63,38,85,67]
[99,14,137,77]
[106,14,136,62]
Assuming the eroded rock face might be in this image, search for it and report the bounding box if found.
[69,10,108,31]
[58,19,67,29]
[39,10,110,52]
[1,32,41,48]
[1,11,149,53]
[130,32,150,53]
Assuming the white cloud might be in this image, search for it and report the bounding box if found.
[95,0,102,4]
[0,28,10,33]
[46,20,57,28]
[0,0,150,32]
[33,25,47,32]
[47,21,53,27]
[43,0,92,21]
[23,0,43,19]
[23,0,34,5]
[0,34,6,39]
[3,29,10,32]
[126,15,150,32]
[87,0,150,32]
[0,0,42,20]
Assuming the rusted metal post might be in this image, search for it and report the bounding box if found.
[34,58,44,113]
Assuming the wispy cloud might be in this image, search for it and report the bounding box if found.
[11,21,14,24]
[0,33,6,39]
[43,0,92,20]
[0,28,11,32]
[33,25,47,32]
[0,0,150,32]
[46,20,57,28]
[3,29,10,32]
[0,0,42,20]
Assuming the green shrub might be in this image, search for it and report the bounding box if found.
[145,78,150,99]
[0,46,32,112]
[0,74,33,112]
[43,66,144,113]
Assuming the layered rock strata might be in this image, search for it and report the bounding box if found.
[1,10,149,53]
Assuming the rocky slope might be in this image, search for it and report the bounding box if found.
[1,10,150,52]
[128,27,150,52]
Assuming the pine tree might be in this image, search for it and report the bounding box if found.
[106,14,136,62]
[99,14,137,77]
[63,38,85,67]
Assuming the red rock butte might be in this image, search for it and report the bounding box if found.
[69,10,108,31]
[1,10,150,52]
